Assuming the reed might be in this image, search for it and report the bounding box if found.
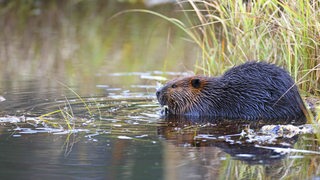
[179,0,319,95]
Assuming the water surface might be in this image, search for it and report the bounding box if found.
[1,72,319,180]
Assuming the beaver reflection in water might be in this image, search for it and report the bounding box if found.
[156,62,307,121]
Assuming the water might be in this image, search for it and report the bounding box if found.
[1,72,319,180]
[0,72,162,179]
[1,1,320,180]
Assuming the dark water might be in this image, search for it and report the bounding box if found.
[1,1,320,180]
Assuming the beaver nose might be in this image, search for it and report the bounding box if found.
[156,90,160,98]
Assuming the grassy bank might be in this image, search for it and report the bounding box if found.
[177,0,319,95]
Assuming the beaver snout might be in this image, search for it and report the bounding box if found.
[156,88,167,106]
[156,90,161,99]
[156,89,164,104]
[156,88,170,115]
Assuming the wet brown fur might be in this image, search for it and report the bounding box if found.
[156,62,307,122]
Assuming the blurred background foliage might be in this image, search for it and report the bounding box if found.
[0,0,198,89]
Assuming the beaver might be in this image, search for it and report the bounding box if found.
[156,62,307,121]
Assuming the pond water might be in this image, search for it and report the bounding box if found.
[1,73,320,180]
[1,1,320,180]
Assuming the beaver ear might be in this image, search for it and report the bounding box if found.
[191,78,201,88]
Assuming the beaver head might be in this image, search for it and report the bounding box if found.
[156,76,222,116]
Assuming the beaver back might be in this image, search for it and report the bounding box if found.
[156,62,307,122]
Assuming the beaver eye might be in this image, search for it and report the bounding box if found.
[171,84,177,88]
[191,78,201,88]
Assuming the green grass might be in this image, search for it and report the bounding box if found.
[111,1,319,121]
[111,1,319,94]
[179,0,319,95]
[119,1,319,121]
